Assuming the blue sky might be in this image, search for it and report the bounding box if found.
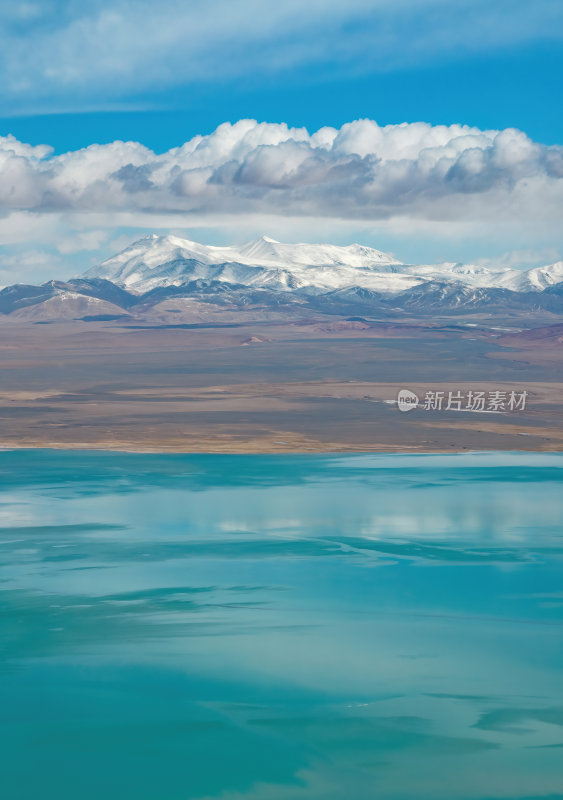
[3,42,563,155]
[0,0,562,283]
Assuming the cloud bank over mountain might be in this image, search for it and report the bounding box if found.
[1,119,562,226]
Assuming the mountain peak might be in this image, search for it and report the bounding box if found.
[84,233,563,298]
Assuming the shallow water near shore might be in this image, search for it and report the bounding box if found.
[1,451,563,800]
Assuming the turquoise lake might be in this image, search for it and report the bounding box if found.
[1,450,563,800]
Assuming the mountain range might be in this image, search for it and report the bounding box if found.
[2,234,563,321]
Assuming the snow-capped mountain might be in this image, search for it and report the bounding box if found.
[86,234,408,294]
[86,234,563,296]
[2,234,563,322]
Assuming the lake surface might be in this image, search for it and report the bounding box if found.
[1,450,562,800]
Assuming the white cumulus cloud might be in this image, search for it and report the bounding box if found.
[0,119,561,229]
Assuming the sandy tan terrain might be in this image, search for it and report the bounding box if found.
[0,315,561,452]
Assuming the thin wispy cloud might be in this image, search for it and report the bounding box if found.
[1,0,562,114]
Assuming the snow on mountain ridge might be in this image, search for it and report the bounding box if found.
[86,235,563,296]
[235,235,399,268]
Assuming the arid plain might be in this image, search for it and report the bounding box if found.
[1,309,561,453]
